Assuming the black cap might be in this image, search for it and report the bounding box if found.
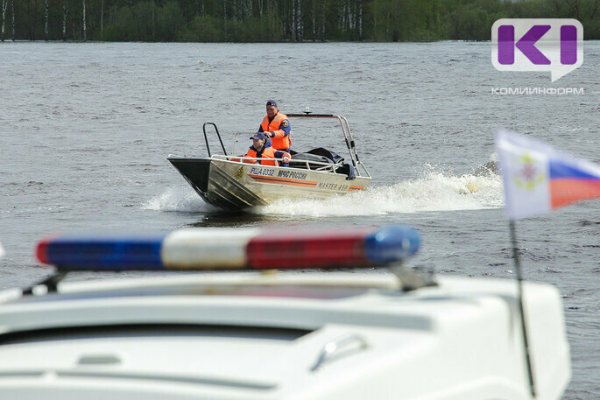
[266,99,277,108]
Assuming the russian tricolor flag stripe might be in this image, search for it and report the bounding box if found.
[549,160,600,179]
[550,180,600,208]
[496,130,600,220]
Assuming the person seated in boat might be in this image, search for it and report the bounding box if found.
[258,99,291,152]
[244,132,291,167]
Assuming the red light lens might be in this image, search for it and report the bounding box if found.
[247,229,374,269]
[36,239,50,266]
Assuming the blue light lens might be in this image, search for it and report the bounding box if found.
[364,226,421,264]
[45,234,166,270]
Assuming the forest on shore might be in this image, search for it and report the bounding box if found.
[1,0,599,43]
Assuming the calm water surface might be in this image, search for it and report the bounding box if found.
[1,41,599,398]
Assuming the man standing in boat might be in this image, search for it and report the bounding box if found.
[244,132,291,167]
[258,100,291,152]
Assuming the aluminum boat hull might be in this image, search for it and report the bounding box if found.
[168,157,370,211]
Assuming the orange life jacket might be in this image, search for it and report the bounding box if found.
[245,146,280,167]
[260,113,291,151]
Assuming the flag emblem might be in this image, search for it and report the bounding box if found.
[513,153,545,191]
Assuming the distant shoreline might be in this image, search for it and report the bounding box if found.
[5,0,600,43]
[2,39,599,44]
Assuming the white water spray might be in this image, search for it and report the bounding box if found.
[142,187,213,212]
[255,170,503,217]
[145,168,503,216]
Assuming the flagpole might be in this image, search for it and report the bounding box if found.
[509,220,536,398]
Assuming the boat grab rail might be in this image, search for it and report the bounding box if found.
[212,154,344,173]
[200,116,370,178]
[202,122,228,158]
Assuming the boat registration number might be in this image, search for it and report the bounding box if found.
[249,167,275,176]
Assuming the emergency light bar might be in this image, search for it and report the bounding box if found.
[36,226,420,271]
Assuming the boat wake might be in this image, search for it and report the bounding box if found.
[145,167,502,216]
[255,169,503,217]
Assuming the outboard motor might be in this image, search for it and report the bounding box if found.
[346,165,357,180]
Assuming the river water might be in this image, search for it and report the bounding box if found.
[1,41,599,398]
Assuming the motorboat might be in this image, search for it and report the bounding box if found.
[0,226,570,399]
[167,113,371,211]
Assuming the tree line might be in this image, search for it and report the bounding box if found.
[1,0,599,43]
